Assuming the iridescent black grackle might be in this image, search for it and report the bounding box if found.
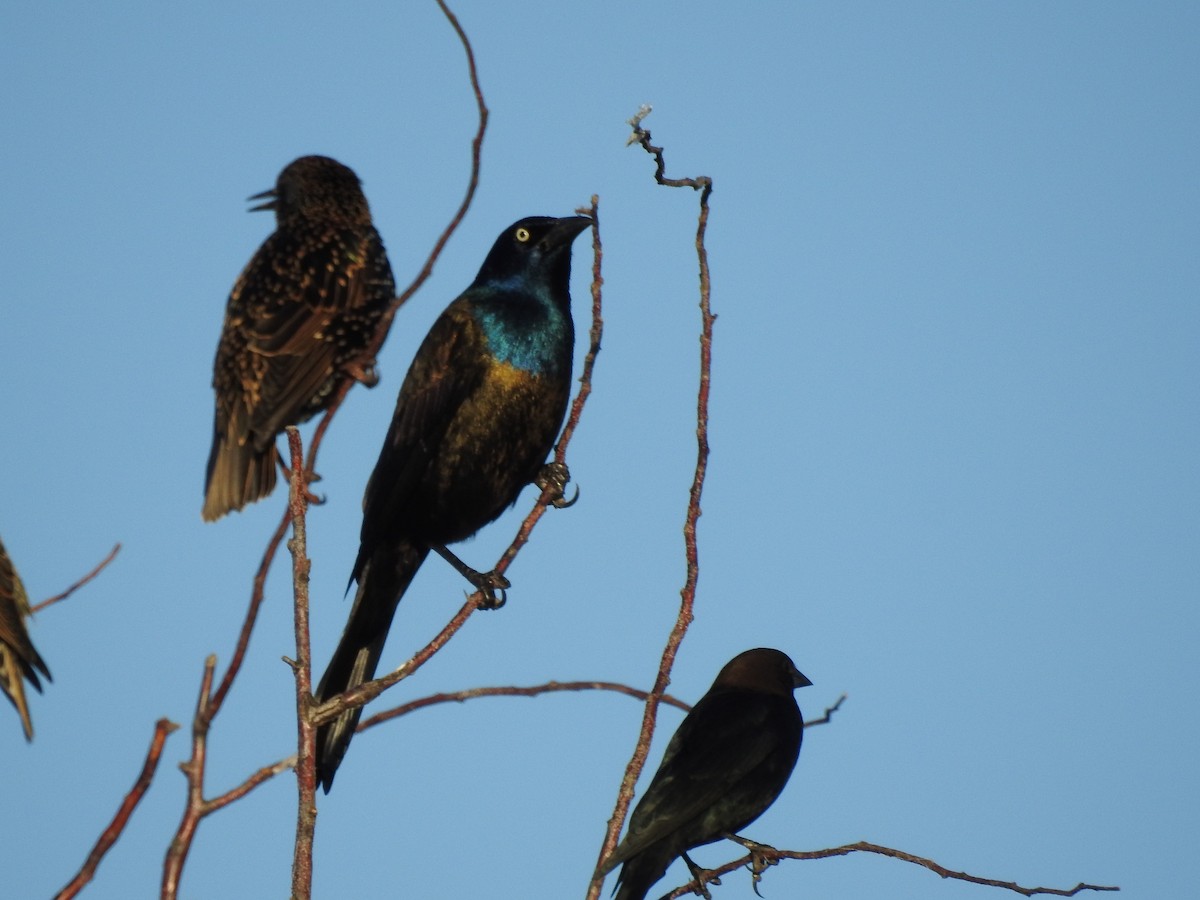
[598,648,812,900]
[204,155,396,521]
[314,215,591,791]
[0,536,51,741]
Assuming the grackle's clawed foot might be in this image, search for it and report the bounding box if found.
[433,544,511,609]
[725,835,779,896]
[535,461,578,509]
[680,853,717,900]
[471,571,510,610]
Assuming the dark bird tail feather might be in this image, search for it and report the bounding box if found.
[202,428,278,522]
[314,539,428,792]
[611,846,677,900]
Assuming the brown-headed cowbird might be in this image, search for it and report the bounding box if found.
[313,216,590,791]
[0,536,51,740]
[598,648,812,900]
[203,155,396,521]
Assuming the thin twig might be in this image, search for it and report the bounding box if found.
[55,718,178,900]
[206,755,297,812]
[483,195,604,592]
[161,656,217,899]
[662,841,1120,899]
[360,680,690,731]
[285,427,317,899]
[588,110,715,900]
[30,543,121,615]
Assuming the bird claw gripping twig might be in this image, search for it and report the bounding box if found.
[679,852,718,899]
[535,461,577,508]
[726,835,779,896]
[470,570,511,610]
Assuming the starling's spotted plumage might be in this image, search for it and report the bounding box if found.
[203,155,396,521]
[314,215,591,791]
[599,648,812,900]
[0,536,51,741]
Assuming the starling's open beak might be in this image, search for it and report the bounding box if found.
[247,188,278,212]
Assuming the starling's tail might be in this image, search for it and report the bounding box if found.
[0,645,36,741]
[202,425,278,522]
[0,553,50,741]
[314,539,428,792]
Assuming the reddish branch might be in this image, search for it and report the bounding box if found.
[161,656,217,899]
[662,842,1119,899]
[54,718,178,900]
[30,542,121,615]
[285,428,318,899]
[361,680,690,731]
[588,109,715,900]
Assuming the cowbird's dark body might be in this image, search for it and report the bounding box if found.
[204,155,396,521]
[0,536,51,741]
[600,648,812,900]
[315,215,590,791]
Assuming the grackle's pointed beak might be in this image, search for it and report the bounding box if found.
[549,215,592,244]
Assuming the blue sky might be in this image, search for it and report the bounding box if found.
[1,3,1196,898]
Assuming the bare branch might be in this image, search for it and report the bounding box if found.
[662,841,1120,899]
[589,111,715,900]
[206,756,296,813]
[54,718,178,900]
[360,680,691,732]
[30,543,121,615]
[285,427,317,899]
[161,656,217,899]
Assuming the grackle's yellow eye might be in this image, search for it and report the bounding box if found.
[515,227,532,242]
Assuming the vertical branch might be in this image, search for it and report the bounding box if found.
[589,109,714,899]
[285,427,317,899]
[162,656,217,899]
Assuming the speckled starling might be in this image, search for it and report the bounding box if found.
[0,536,51,741]
[203,155,396,521]
[314,215,591,791]
[598,648,812,900]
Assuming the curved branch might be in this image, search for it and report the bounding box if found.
[589,110,715,900]
[662,841,1119,899]
[55,718,178,900]
[30,543,121,615]
[359,680,691,732]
